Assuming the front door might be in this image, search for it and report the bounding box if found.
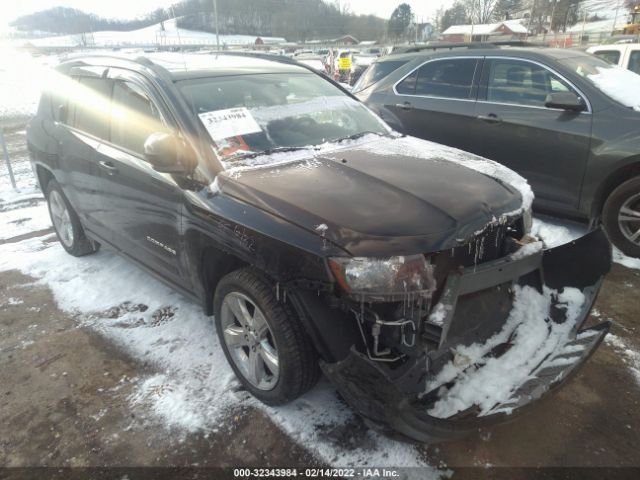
[92,74,186,286]
[471,57,593,211]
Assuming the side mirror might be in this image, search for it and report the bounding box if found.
[143,132,195,174]
[544,92,586,112]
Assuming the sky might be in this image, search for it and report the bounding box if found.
[1,0,455,32]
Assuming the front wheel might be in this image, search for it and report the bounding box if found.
[602,176,640,258]
[213,268,320,405]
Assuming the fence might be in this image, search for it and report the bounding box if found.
[0,128,17,190]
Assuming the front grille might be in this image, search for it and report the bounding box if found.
[451,223,507,268]
[430,223,510,300]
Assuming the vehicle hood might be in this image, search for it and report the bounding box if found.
[217,136,524,256]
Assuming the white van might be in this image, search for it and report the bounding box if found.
[587,43,640,75]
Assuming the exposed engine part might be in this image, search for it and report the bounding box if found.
[350,306,419,362]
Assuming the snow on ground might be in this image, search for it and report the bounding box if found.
[11,19,284,50]
[605,333,640,387]
[0,48,59,121]
[0,221,440,475]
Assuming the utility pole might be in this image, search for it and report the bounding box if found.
[611,1,622,36]
[213,0,220,50]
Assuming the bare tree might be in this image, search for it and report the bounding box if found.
[464,0,500,24]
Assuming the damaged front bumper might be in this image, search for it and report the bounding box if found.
[320,228,612,443]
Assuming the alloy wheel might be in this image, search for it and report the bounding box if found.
[220,291,280,390]
[49,190,74,247]
[618,193,640,247]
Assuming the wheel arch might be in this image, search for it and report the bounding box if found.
[591,156,640,219]
[35,163,55,193]
[200,246,250,316]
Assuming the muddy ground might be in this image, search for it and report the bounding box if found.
[1,125,639,479]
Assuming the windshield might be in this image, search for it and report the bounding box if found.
[179,72,388,161]
[352,60,408,92]
[562,55,640,110]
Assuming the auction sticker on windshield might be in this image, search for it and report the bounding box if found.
[199,107,262,141]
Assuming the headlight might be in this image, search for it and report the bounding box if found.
[328,254,436,297]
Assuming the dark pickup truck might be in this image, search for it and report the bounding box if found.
[27,53,611,442]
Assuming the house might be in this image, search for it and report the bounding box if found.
[442,20,528,42]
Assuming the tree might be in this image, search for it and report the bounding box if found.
[464,0,500,24]
[494,0,522,20]
[441,1,468,30]
[388,3,413,39]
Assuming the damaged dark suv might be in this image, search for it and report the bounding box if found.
[27,53,612,442]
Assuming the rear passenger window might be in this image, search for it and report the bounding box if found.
[73,77,112,139]
[629,51,640,75]
[414,58,478,99]
[111,81,164,156]
[593,50,621,65]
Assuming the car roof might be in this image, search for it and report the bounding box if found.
[58,51,310,81]
[380,45,592,63]
[588,43,640,51]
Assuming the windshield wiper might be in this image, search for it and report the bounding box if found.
[234,146,311,161]
[333,131,387,143]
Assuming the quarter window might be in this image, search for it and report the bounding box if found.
[486,59,577,108]
[110,81,165,156]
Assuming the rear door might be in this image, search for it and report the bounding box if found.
[383,57,482,151]
[471,57,593,211]
[55,69,112,234]
[92,70,186,286]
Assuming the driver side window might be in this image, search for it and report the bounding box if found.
[486,59,577,108]
[110,80,165,156]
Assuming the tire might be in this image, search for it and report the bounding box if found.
[213,267,320,405]
[45,179,99,257]
[602,176,640,258]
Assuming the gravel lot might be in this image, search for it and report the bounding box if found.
[2,125,640,479]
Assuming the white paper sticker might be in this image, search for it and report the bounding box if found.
[198,107,262,141]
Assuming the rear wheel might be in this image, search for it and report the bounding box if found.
[213,268,319,405]
[45,179,99,257]
[603,177,640,258]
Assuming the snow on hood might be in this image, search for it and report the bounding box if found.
[350,135,533,217]
[588,66,640,111]
[220,134,533,218]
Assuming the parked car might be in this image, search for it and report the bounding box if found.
[354,46,640,257]
[293,54,328,75]
[587,43,640,74]
[27,53,611,442]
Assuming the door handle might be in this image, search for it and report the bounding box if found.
[98,160,118,174]
[477,113,503,124]
[395,102,413,110]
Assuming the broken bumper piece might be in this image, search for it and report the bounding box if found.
[321,228,612,443]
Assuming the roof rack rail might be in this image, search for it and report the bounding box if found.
[207,50,300,66]
[390,40,543,55]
